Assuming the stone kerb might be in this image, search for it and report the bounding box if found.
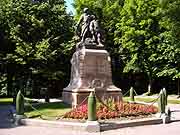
[19,117,163,132]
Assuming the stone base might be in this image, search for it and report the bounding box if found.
[62,90,122,108]
[14,114,26,126]
[62,47,123,108]
[85,121,100,132]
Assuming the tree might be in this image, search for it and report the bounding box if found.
[74,0,180,95]
[115,0,180,94]
[157,0,180,79]
[158,0,180,96]
[115,0,167,94]
[0,0,74,96]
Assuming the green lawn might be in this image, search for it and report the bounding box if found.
[0,97,37,105]
[0,98,71,120]
[123,97,180,104]
[0,98,13,105]
[25,102,71,120]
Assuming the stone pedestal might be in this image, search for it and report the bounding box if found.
[62,45,122,107]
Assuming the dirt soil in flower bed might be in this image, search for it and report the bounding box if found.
[59,102,158,122]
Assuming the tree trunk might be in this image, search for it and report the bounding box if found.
[143,73,153,96]
[7,73,13,97]
[178,78,180,98]
[147,78,152,94]
[7,64,15,97]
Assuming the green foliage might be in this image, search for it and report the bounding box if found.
[115,0,163,92]
[0,0,180,96]
[114,0,180,92]
[0,0,74,96]
[73,0,180,94]
[0,74,7,96]
[104,97,116,109]
[157,0,180,79]
[1,0,73,64]
[116,0,160,72]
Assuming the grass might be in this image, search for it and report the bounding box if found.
[0,98,13,105]
[0,98,72,120]
[166,99,180,104]
[0,97,37,105]
[123,97,180,104]
[24,98,39,103]
[25,102,71,120]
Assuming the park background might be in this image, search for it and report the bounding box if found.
[0,0,179,99]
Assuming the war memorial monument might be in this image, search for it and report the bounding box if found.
[62,8,122,107]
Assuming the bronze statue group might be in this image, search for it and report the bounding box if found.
[76,8,103,47]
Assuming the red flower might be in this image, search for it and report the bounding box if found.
[63,102,158,119]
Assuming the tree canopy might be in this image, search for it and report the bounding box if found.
[0,0,180,96]
[75,0,180,94]
[0,0,74,96]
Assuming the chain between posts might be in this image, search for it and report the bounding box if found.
[94,89,161,116]
[123,88,138,97]
[58,96,89,119]
[94,92,117,112]
[123,89,131,97]
[133,89,138,96]
[21,89,162,120]
[144,93,161,112]
[22,92,91,120]
[20,93,47,120]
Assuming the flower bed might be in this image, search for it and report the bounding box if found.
[63,102,158,120]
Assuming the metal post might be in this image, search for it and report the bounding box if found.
[178,78,180,98]
[130,87,135,102]
[16,90,25,115]
[162,88,167,106]
[88,91,96,121]
[158,89,165,114]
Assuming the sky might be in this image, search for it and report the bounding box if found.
[65,0,75,15]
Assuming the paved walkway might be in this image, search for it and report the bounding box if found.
[0,104,180,135]
[136,94,180,100]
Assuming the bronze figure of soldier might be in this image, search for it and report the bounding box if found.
[89,15,103,46]
[76,8,92,42]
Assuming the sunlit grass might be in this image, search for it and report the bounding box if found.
[123,97,180,104]
[0,98,13,105]
[25,102,71,120]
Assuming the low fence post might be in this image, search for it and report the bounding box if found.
[163,88,167,106]
[86,90,100,132]
[88,91,96,121]
[158,89,165,114]
[158,88,170,124]
[16,90,25,116]
[15,90,25,125]
[130,87,135,102]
